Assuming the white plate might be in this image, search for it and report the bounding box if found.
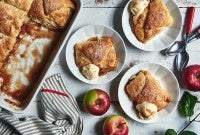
[118,62,180,123]
[65,24,126,84]
[122,0,182,51]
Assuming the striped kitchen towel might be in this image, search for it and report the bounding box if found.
[0,74,83,135]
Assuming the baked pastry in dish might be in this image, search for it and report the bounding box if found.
[0,2,27,67]
[0,1,27,37]
[0,0,34,11]
[0,0,75,109]
[29,0,75,29]
[75,37,117,76]
[125,70,171,111]
[130,0,173,43]
[0,23,59,108]
[0,34,16,68]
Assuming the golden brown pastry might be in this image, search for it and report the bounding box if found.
[125,70,171,111]
[0,33,16,67]
[0,1,27,37]
[29,0,75,29]
[0,0,34,11]
[0,2,27,68]
[75,37,117,76]
[0,0,75,109]
[131,0,173,43]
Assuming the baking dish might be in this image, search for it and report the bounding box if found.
[0,0,82,113]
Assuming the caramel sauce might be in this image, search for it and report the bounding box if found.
[20,22,59,39]
[0,22,61,108]
[99,67,115,76]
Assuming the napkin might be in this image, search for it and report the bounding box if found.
[0,74,83,135]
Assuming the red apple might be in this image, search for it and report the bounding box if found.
[181,64,200,91]
[83,89,110,116]
[103,115,129,135]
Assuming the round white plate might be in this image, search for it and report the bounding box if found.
[65,24,126,84]
[118,62,180,123]
[122,0,182,51]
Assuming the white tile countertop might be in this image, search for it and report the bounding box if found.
[20,0,200,134]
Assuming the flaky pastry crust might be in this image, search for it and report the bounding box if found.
[125,70,171,111]
[131,0,173,43]
[0,0,34,11]
[75,37,117,76]
[29,0,75,29]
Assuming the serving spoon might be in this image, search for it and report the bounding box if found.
[175,7,195,72]
[164,26,200,56]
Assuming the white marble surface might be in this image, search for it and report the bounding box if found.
[21,0,200,135]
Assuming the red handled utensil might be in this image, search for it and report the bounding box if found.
[188,25,200,42]
[185,7,195,41]
[175,7,195,72]
[164,25,200,56]
[164,7,197,56]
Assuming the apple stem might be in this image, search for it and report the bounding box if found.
[96,100,104,107]
[196,73,200,79]
[117,122,126,128]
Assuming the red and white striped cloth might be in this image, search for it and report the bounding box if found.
[0,74,83,135]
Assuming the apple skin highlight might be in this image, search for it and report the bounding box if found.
[103,115,129,135]
[181,65,200,91]
[83,89,111,116]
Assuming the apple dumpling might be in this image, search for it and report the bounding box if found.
[74,37,118,79]
[130,0,173,43]
[125,70,171,119]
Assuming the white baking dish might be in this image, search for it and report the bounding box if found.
[0,0,82,113]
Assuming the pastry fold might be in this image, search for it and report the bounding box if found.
[131,0,173,43]
[0,0,34,11]
[125,70,171,111]
[0,2,27,67]
[0,2,27,37]
[0,34,16,67]
[29,0,75,29]
[75,37,117,76]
